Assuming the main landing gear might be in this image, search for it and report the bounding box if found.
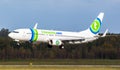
[47,44,64,49]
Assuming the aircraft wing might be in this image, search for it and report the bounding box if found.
[50,36,98,44]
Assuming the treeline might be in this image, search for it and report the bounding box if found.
[0,28,120,59]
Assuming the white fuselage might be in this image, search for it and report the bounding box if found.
[8,28,96,43]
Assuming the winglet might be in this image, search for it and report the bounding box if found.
[33,23,38,29]
[101,29,108,37]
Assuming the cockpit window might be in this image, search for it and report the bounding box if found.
[12,31,19,33]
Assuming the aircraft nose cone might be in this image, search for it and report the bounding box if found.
[8,33,13,38]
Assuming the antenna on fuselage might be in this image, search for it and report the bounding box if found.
[33,23,38,29]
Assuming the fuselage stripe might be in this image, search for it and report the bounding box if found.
[34,29,38,41]
[30,28,34,41]
[30,28,38,42]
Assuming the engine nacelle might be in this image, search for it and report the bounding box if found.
[49,40,62,46]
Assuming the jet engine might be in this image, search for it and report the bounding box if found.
[48,40,64,49]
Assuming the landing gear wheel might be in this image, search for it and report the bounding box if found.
[47,44,53,48]
[59,45,64,49]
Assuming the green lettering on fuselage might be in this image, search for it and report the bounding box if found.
[41,30,56,35]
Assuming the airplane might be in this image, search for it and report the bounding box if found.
[8,12,108,49]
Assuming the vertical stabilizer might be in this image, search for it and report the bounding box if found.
[89,12,104,34]
[79,12,104,38]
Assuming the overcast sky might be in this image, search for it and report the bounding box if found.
[0,0,120,33]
